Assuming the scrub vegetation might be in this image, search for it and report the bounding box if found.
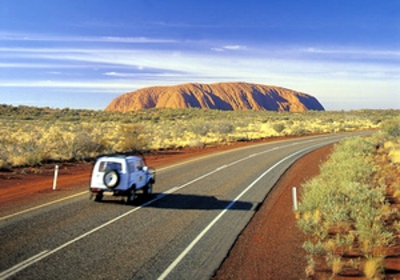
[0,104,397,170]
[296,118,400,278]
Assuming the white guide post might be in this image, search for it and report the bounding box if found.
[292,187,298,211]
[53,165,59,190]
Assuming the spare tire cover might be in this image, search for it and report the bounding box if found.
[103,169,120,188]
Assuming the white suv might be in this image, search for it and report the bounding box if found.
[89,155,155,204]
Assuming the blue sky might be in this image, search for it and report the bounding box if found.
[0,0,399,110]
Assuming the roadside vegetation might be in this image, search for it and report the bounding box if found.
[0,104,397,170]
[296,118,400,278]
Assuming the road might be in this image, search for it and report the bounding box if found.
[0,132,372,280]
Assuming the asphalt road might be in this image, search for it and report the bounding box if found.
[0,131,372,280]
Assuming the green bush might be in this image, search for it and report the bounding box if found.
[272,123,285,133]
[297,135,393,274]
[382,118,400,138]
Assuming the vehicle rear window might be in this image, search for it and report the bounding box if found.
[98,161,122,172]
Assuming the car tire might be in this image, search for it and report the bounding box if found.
[143,182,153,196]
[103,169,120,188]
[126,187,135,205]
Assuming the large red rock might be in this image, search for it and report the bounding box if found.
[105,82,324,112]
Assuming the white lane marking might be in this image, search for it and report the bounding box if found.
[0,191,88,221]
[215,165,228,171]
[0,250,49,279]
[157,143,326,280]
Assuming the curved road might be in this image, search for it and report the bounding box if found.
[0,132,371,280]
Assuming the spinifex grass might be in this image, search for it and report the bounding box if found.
[297,132,399,278]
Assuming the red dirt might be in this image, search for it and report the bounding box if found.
[0,139,333,279]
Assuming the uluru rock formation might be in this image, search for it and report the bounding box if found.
[105,82,324,112]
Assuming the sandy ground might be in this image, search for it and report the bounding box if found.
[0,139,332,279]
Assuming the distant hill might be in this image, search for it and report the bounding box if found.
[105,82,325,112]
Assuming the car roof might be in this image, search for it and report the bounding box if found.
[97,155,142,162]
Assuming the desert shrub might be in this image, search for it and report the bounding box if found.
[272,123,285,133]
[382,118,400,138]
[4,129,49,166]
[318,137,375,185]
[69,130,103,159]
[211,121,234,134]
[42,124,102,160]
[188,139,205,148]
[190,122,212,136]
[290,125,308,136]
[112,123,148,153]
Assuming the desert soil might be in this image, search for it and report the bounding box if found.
[0,139,332,279]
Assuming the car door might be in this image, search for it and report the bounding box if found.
[127,160,136,189]
[134,159,146,189]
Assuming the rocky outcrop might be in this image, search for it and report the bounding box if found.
[105,82,324,112]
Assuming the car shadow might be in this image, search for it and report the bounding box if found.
[133,193,254,211]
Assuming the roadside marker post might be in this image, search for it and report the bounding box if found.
[292,187,298,211]
[53,165,59,190]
